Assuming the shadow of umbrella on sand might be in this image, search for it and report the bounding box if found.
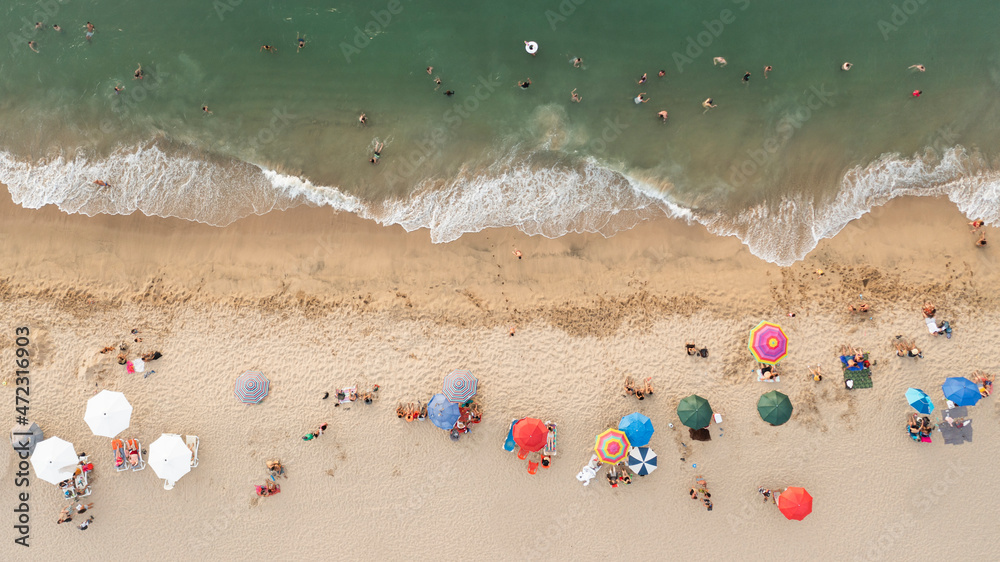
[10,422,42,456]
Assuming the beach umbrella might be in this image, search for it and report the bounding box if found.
[618,412,655,447]
[942,377,981,407]
[30,437,78,485]
[905,388,935,414]
[427,394,461,431]
[757,391,793,426]
[84,390,133,437]
[778,486,813,521]
[513,418,548,453]
[148,434,192,482]
[627,446,658,476]
[748,321,788,365]
[234,370,270,404]
[442,369,478,404]
[677,395,713,429]
[594,429,630,464]
[10,422,42,456]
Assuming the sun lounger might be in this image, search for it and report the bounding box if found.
[126,439,145,471]
[163,479,175,490]
[112,439,128,472]
[186,435,199,468]
[517,448,529,460]
[527,461,539,475]
[544,421,557,455]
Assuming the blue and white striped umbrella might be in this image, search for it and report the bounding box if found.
[235,371,270,404]
[627,446,658,476]
[442,369,478,404]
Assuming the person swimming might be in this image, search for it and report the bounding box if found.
[657,110,668,122]
[658,70,665,77]
[908,64,926,72]
[297,36,306,52]
[444,90,454,96]
[260,44,275,53]
[518,78,531,89]
[713,57,727,66]
[572,57,582,68]
[134,63,143,80]
[369,141,384,164]
[85,22,95,40]
[742,71,751,83]
[702,98,717,111]
[764,65,772,78]
[841,62,852,71]
[634,93,648,104]
[28,41,39,53]
[637,73,647,84]
[202,105,212,114]
[359,112,367,126]
[571,89,582,103]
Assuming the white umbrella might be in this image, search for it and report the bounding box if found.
[30,437,79,485]
[148,434,192,482]
[84,390,133,438]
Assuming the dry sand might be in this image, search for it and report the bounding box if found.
[0,191,998,560]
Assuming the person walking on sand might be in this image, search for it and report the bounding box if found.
[369,141,384,164]
[970,219,985,231]
[977,232,987,247]
[909,64,926,72]
[78,516,93,531]
[571,89,582,103]
[764,65,772,78]
[713,57,727,67]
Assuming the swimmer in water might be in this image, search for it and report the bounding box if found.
[35,22,43,30]
[742,71,751,83]
[713,57,727,67]
[444,90,454,96]
[764,65,772,79]
[260,44,275,53]
[134,63,143,80]
[657,110,669,123]
[28,41,39,53]
[637,73,647,84]
[85,22,95,40]
[908,64,926,72]
[369,141,384,165]
[518,78,531,89]
[359,112,367,126]
[634,93,649,104]
[572,57,582,68]
[426,66,433,74]
[912,90,922,97]
[53,24,62,32]
[434,77,441,91]
[114,84,124,95]
[571,88,581,103]
[297,35,306,52]
[658,70,666,77]
[202,105,213,114]
[841,62,852,71]
[702,98,717,112]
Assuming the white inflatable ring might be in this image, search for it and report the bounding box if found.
[524,41,538,55]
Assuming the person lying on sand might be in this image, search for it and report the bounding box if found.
[847,303,870,313]
[623,375,636,396]
[396,404,407,419]
[760,364,779,380]
[973,370,994,397]
[808,365,822,382]
[922,303,936,318]
[642,377,654,395]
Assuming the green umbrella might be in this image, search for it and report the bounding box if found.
[677,395,713,429]
[757,390,793,425]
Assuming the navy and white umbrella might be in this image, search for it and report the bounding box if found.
[627,446,658,476]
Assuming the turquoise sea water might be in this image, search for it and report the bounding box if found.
[2,0,999,263]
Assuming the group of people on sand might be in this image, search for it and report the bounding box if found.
[257,460,286,497]
[606,462,635,488]
[839,345,869,369]
[846,302,870,314]
[301,422,328,441]
[689,477,713,511]
[685,342,709,358]
[57,502,94,531]
[55,455,95,530]
[893,337,922,359]
[908,413,935,439]
[623,375,654,400]
[970,220,988,247]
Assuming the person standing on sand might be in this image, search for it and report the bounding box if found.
[970,219,984,232]
[976,232,987,247]
[78,516,93,530]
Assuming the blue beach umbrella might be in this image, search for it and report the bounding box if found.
[618,412,654,447]
[427,394,461,430]
[905,388,934,414]
[942,377,981,407]
[627,446,658,476]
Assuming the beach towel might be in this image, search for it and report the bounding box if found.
[503,419,517,452]
[544,421,558,455]
[839,356,866,372]
[132,358,145,373]
[338,386,356,404]
[844,370,873,389]
[756,370,780,383]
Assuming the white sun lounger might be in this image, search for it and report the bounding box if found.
[127,439,146,471]
[186,435,199,468]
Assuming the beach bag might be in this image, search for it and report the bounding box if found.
[699,348,709,358]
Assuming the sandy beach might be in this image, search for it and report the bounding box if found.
[1,191,998,560]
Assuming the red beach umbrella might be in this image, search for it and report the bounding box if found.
[512,418,548,453]
[778,486,813,521]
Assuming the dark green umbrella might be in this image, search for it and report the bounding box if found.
[757,390,793,425]
[677,395,713,429]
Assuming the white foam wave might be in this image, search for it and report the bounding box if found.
[1,143,998,267]
[695,146,1000,265]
